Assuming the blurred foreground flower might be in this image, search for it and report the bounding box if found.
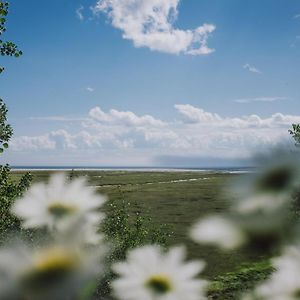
[245,245,300,300]
[12,173,106,243]
[112,245,208,300]
[190,216,246,250]
[191,153,300,253]
[235,194,289,214]
[0,242,103,300]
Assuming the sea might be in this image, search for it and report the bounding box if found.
[10,166,254,174]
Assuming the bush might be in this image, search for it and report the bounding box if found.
[0,164,32,242]
[95,186,172,299]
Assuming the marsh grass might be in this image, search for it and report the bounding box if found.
[11,170,262,276]
[10,170,272,298]
[207,260,273,299]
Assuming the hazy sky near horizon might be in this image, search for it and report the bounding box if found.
[0,0,300,166]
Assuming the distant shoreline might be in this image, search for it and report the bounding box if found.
[10,166,254,174]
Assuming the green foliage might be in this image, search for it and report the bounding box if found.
[0,164,32,241]
[103,190,171,262]
[0,1,22,152]
[289,124,300,147]
[0,1,22,74]
[207,260,273,300]
[0,99,12,153]
[95,187,172,298]
[0,1,32,243]
[69,168,77,181]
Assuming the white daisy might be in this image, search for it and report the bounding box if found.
[0,242,103,300]
[235,194,289,214]
[57,213,105,247]
[12,173,106,232]
[112,245,208,300]
[190,216,246,250]
[248,245,300,300]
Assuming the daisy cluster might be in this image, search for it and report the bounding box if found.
[0,173,208,300]
[0,174,107,299]
[191,152,300,299]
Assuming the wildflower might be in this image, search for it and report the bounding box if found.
[112,245,207,300]
[190,216,245,250]
[247,245,300,300]
[57,213,105,247]
[0,243,103,300]
[233,154,300,200]
[235,194,289,214]
[12,173,106,232]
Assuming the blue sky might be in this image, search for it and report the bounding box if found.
[1,0,300,166]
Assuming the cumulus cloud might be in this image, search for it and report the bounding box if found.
[174,104,300,128]
[89,106,166,127]
[11,135,56,151]
[9,105,300,165]
[174,104,222,123]
[10,129,130,152]
[11,130,78,151]
[235,97,287,104]
[92,0,215,55]
[243,63,262,74]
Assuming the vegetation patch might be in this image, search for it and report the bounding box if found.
[207,260,274,299]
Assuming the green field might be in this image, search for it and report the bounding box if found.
[12,170,264,280]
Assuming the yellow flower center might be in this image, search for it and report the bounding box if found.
[22,247,79,288]
[34,248,78,273]
[146,274,173,295]
[48,202,76,218]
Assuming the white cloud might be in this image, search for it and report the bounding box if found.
[76,5,84,21]
[10,129,122,152]
[174,104,222,123]
[11,135,56,151]
[9,105,300,165]
[86,87,95,92]
[235,97,287,104]
[92,0,215,55]
[243,63,262,74]
[293,14,300,19]
[89,106,166,127]
[174,104,300,128]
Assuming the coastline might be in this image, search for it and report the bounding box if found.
[10,166,254,174]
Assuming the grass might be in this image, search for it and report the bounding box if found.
[11,169,272,299]
[207,260,273,299]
